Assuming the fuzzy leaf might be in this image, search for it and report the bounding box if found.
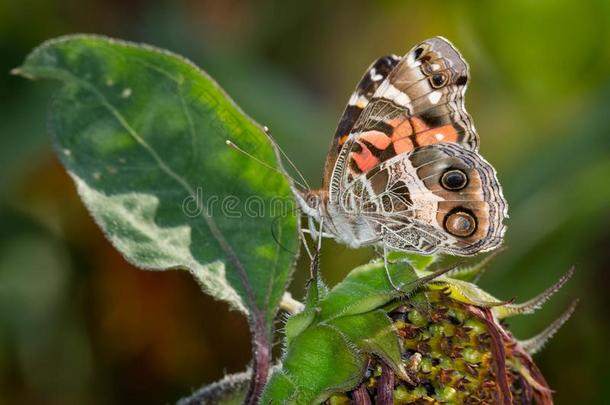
[269,311,406,404]
[494,267,575,319]
[263,259,451,403]
[319,260,420,320]
[14,35,299,326]
[260,372,298,404]
[284,308,316,346]
[387,251,437,271]
[264,324,365,404]
[427,276,507,307]
[327,310,408,380]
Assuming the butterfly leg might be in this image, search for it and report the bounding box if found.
[303,215,324,286]
[301,228,335,239]
[298,216,314,261]
[316,215,324,251]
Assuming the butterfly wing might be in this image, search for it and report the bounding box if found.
[321,37,507,255]
[341,143,507,255]
[330,37,478,198]
[322,54,401,188]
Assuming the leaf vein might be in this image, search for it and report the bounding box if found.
[59,68,260,315]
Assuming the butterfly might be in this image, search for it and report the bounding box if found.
[290,37,508,260]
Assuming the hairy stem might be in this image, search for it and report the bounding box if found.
[245,312,272,405]
[177,371,250,404]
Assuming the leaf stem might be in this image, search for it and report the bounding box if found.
[245,312,272,405]
[176,371,250,404]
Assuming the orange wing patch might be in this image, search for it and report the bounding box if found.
[359,130,392,150]
[349,117,460,174]
[388,117,459,152]
[389,118,415,153]
[351,142,380,172]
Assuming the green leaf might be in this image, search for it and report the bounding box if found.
[260,372,298,404]
[266,324,366,404]
[269,310,406,404]
[318,260,420,320]
[327,310,408,380]
[263,259,446,403]
[284,307,316,346]
[387,251,438,271]
[427,277,507,307]
[284,280,326,346]
[14,35,299,326]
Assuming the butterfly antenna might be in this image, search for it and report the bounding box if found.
[225,139,308,189]
[262,126,311,190]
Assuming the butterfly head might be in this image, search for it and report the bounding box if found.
[292,188,328,222]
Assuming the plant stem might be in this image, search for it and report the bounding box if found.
[245,312,271,405]
[352,383,372,405]
[377,362,395,405]
[176,371,250,404]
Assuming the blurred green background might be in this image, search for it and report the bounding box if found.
[1,1,609,404]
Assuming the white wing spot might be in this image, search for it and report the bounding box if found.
[394,91,411,107]
[384,84,401,99]
[370,68,383,81]
[406,52,418,67]
[428,91,442,104]
[435,133,445,141]
[121,88,132,98]
[383,84,411,108]
[373,80,389,97]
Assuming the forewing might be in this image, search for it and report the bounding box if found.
[338,37,478,186]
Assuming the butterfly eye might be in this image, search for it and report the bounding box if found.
[431,73,448,88]
[440,169,468,191]
[444,210,477,237]
[305,193,319,209]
